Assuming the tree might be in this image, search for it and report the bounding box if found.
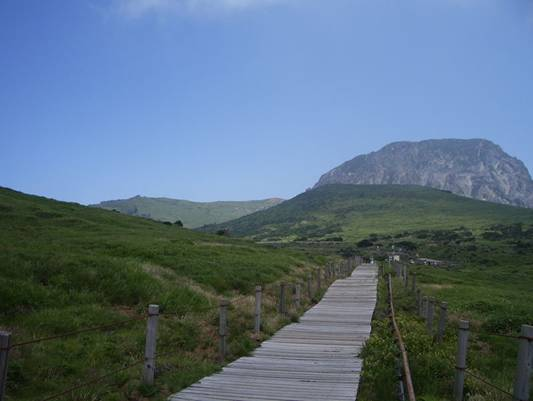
[174,220,183,227]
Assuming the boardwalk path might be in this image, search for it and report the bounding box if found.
[170,263,378,401]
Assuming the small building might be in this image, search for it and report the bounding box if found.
[388,254,401,262]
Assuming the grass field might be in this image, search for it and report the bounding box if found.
[0,187,326,401]
[92,195,283,228]
[202,184,533,242]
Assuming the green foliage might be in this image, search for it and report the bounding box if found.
[0,187,322,401]
[203,184,533,242]
[360,220,533,401]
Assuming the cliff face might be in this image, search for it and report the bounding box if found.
[314,139,533,208]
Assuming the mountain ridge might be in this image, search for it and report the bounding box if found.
[92,196,284,228]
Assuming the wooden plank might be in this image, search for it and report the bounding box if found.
[169,263,378,401]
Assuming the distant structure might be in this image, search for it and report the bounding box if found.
[414,258,446,267]
[388,254,401,262]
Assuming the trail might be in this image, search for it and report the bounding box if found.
[169,263,378,401]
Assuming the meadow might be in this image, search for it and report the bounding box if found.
[0,187,327,400]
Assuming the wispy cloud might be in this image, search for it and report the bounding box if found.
[115,0,289,18]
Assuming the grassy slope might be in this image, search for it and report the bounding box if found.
[0,187,324,401]
[92,196,283,228]
[202,184,533,241]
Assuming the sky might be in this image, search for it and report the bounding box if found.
[1,0,533,204]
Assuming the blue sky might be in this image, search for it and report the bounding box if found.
[1,0,533,204]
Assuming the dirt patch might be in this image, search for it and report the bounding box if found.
[424,283,454,290]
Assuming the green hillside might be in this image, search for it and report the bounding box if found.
[92,196,283,228]
[203,184,533,241]
[0,187,323,401]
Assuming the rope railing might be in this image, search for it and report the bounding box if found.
[387,273,417,401]
[0,258,361,401]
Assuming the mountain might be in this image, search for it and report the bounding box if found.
[314,139,533,208]
[201,184,533,242]
[92,196,284,228]
[0,186,318,400]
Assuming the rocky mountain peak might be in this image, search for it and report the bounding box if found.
[314,139,533,208]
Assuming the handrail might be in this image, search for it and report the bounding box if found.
[388,273,417,401]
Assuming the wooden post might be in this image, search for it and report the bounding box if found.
[143,304,159,385]
[513,325,533,401]
[254,286,262,335]
[396,358,406,401]
[317,268,322,292]
[411,272,417,292]
[0,332,11,401]
[307,273,312,299]
[416,289,422,316]
[422,296,428,319]
[454,320,470,401]
[427,297,435,335]
[219,299,229,361]
[294,283,301,309]
[404,266,408,288]
[437,302,448,343]
[278,283,286,315]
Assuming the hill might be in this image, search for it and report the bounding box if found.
[315,139,533,208]
[0,187,322,400]
[92,196,283,228]
[202,184,533,242]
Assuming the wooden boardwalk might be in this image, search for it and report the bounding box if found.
[169,263,378,401]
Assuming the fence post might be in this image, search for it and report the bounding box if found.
[294,283,301,309]
[404,266,408,288]
[279,283,286,315]
[416,289,422,316]
[422,296,428,319]
[411,272,417,292]
[427,297,435,335]
[254,286,262,335]
[396,358,406,401]
[0,332,11,401]
[307,273,312,299]
[143,304,159,386]
[437,302,448,343]
[454,320,470,401]
[317,268,322,292]
[513,324,533,401]
[219,299,229,361]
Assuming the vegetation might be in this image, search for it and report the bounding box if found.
[92,195,283,228]
[3,182,533,400]
[202,184,533,242]
[0,187,324,401]
[359,224,533,401]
